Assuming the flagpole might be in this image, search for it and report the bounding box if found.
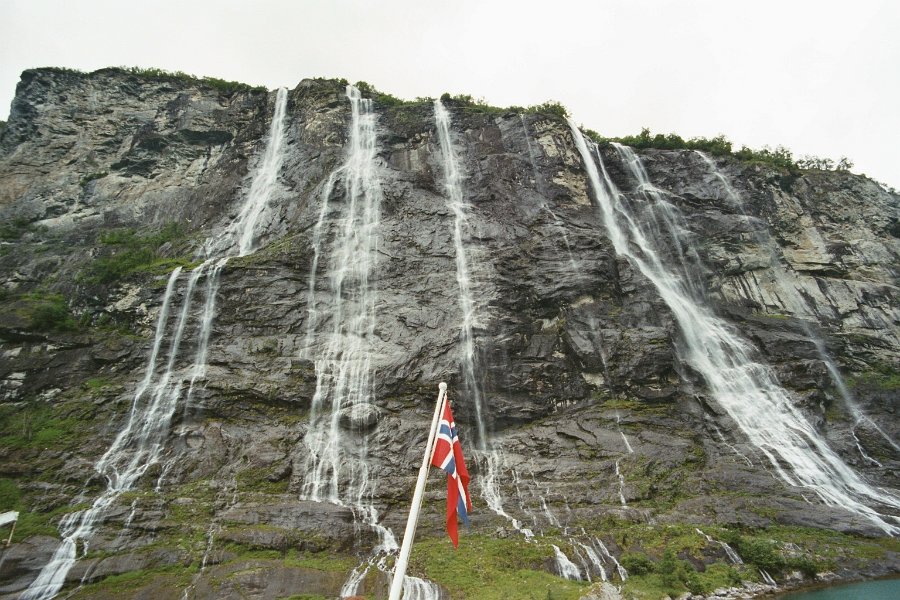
[388,382,448,600]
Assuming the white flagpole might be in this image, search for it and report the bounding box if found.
[388,382,448,600]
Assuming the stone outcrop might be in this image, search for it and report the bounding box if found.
[0,68,898,599]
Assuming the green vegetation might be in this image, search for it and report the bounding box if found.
[408,535,587,599]
[0,216,45,241]
[584,126,854,174]
[343,82,572,120]
[575,520,899,599]
[73,563,199,596]
[82,222,195,283]
[622,556,744,599]
[0,478,91,541]
[234,465,290,495]
[354,80,421,108]
[31,66,266,93]
[0,402,84,450]
[117,66,266,93]
[17,291,80,331]
[439,91,570,119]
[846,365,900,391]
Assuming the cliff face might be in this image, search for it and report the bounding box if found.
[0,69,898,600]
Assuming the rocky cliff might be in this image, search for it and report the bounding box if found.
[0,68,898,600]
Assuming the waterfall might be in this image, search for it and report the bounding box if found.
[433,99,487,447]
[402,575,444,600]
[300,85,398,596]
[434,99,528,534]
[302,85,383,506]
[552,544,583,580]
[22,88,289,600]
[696,528,743,565]
[614,460,627,507]
[567,120,900,535]
[695,151,900,456]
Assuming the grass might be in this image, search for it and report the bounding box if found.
[407,534,588,599]
[71,562,198,597]
[0,216,46,241]
[0,478,92,542]
[846,365,900,391]
[14,291,80,331]
[0,402,87,450]
[82,222,196,283]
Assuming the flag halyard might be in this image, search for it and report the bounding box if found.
[430,398,471,547]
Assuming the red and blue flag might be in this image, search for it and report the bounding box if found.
[430,398,471,547]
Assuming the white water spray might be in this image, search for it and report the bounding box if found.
[696,528,743,564]
[568,121,900,535]
[300,86,399,595]
[552,544,583,581]
[696,151,900,456]
[433,99,488,447]
[302,85,383,504]
[22,88,290,600]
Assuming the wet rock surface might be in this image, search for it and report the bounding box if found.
[0,69,898,598]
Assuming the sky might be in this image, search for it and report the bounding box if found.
[1,0,898,188]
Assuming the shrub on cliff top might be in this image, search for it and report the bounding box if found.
[588,126,852,174]
[118,66,266,93]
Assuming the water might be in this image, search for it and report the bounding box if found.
[433,99,487,448]
[435,100,536,540]
[552,544,583,581]
[696,528,743,564]
[21,88,290,600]
[778,578,900,599]
[300,85,400,595]
[567,120,900,535]
[614,460,627,507]
[695,151,900,456]
[402,575,443,600]
[302,85,383,505]
[615,413,634,454]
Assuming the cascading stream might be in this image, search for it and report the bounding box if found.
[22,88,290,600]
[567,119,900,535]
[433,99,487,448]
[434,100,538,542]
[301,85,410,597]
[302,85,382,507]
[695,151,900,456]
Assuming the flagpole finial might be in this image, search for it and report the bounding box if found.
[439,382,447,392]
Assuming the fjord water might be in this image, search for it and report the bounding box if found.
[21,88,289,600]
[779,578,900,599]
[567,119,900,535]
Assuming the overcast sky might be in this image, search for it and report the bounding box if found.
[1,0,898,188]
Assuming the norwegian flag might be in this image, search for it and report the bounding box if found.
[430,397,472,547]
